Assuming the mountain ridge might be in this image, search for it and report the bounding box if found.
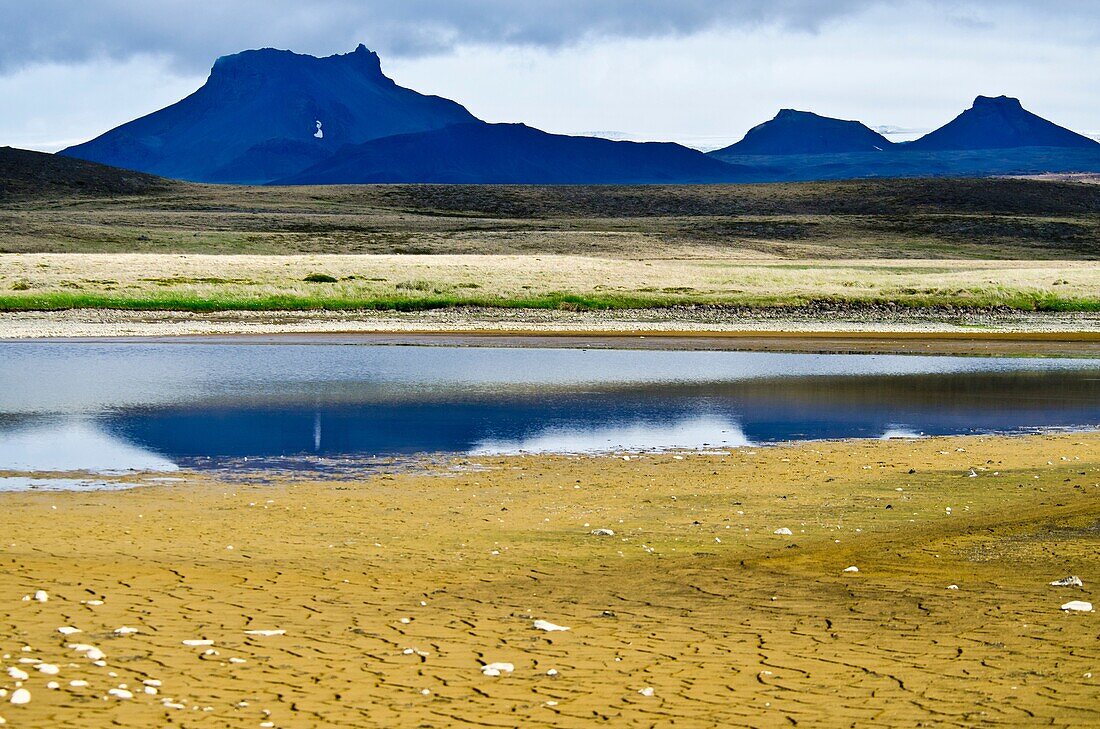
[274,122,765,185]
[52,45,1100,185]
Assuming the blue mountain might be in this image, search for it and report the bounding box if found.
[60,45,478,183]
[907,95,1099,151]
[274,122,763,184]
[713,109,894,156]
[57,44,1100,185]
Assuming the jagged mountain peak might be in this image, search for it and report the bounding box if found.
[211,44,384,76]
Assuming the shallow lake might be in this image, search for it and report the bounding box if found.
[0,342,1097,474]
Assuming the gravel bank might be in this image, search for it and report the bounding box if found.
[3,306,1099,340]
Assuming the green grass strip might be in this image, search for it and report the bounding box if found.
[1,290,1097,313]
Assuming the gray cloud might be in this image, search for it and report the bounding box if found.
[0,0,960,72]
[3,0,1095,75]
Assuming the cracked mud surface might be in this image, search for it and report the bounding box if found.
[0,433,1097,726]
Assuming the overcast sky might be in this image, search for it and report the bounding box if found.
[2,0,1097,152]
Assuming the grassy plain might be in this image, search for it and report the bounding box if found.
[0,433,1096,726]
[2,174,1098,314]
[2,253,1099,313]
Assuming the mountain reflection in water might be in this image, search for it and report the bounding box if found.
[0,344,1096,473]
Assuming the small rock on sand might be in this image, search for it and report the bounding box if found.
[33,591,48,603]
[590,528,615,537]
[57,627,81,636]
[638,687,655,697]
[533,620,570,632]
[1050,576,1084,588]
[843,566,859,573]
[481,662,514,677]
[1061,601,1094,612]
[774,528,793,536]
[9,689,30,705]
[182,639,214,646]
[244,630,286,637]
[69,644,106,661]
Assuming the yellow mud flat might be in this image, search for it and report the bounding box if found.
[0,433,1097,727]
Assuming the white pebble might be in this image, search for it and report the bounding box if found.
[481,662,514,677]
[773,528,793,536]
[532,620,570,632]
[35,664,59,675]
[244,630,285,637]
[80,647,106,661]
[69,680,88,688]
[638,687,655,697]
[1061,601,1094,612]
[9,689,30,705]
[843,566,859,573]
[33,591,48,603]
[6,668,28,681]
[108,688,133,700]
[113,627,139,636]
[181,639,213,646]
[57,627,81,636]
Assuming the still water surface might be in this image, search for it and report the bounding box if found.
[0,342,1097,473]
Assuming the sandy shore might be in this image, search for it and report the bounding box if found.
[0,433,1096,726]
[3,308,1100,356]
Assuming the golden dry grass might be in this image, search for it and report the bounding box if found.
[2,253,1098,312]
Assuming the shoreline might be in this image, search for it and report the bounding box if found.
[3,428,1098,490]
[3,308,1099,356]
